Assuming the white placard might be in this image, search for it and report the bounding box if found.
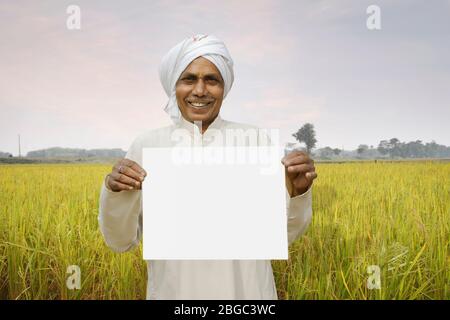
[142,146,287,260]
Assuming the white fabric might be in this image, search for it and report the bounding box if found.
[98,116,313,300]
[159,34,234,123]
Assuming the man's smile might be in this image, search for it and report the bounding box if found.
[186,100,214,109]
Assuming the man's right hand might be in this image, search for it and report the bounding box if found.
[106,159,147,192]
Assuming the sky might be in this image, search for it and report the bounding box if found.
[1,0,449,155]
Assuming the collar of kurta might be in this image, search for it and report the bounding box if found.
[177,114,224,138]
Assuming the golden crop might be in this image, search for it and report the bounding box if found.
[0,162,448,299]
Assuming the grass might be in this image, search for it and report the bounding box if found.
[0,161,449,299]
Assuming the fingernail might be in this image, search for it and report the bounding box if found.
[140,176,144,181]
[128,186,133,190]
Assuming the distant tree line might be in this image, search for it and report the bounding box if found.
[375,138,450,158]
[2,126,449,160]
[0,151,12,157]
[318,139,450,159]
[26,147,126,158]
[292,123,449,159]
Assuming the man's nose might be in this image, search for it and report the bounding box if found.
[192,79,207,96]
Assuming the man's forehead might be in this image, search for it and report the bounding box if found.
[180,57,222,77]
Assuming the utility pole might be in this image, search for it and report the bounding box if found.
[18,134,21,157]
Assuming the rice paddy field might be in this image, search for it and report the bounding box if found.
[0,161,449,299]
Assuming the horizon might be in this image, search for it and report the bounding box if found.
[3,129,449,157]
[2,136,449,157]
[1,0,449,155]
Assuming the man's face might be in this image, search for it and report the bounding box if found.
[176,57,224,131]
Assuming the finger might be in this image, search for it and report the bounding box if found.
[123,159,147,177]
[282,151,302,164]
[281,151,297,164]
[305,171,318,181]
[287,150,308,159]
[283,155,312,167]
[287,163,314,174]
[118,164,145,182]
[110,171,141,189]
[109,179,136,191]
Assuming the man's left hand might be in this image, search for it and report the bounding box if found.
[281,151,318,197]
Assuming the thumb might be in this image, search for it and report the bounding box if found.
[305,171,317,181]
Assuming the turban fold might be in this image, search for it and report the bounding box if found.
[159,34,234,123]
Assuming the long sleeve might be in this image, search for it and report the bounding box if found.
[286,185,313,246]
[98,138,143,253]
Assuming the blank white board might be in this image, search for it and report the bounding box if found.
[142,146,287,260]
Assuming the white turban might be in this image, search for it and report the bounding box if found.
[159,34,234,123]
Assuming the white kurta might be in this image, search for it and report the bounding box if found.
[98,115,313,300]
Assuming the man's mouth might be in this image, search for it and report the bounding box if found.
[186,100,213,109]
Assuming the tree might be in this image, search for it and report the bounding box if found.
[425,140,439,157]
[292,123,317,153]
[403,140,425,158]
[389,138,401,158]
[318,147,334,159]
[377,140,390,156]
[377,138,400,158]
[333,148,341,156]
[357,144,369,156]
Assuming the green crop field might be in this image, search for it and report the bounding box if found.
[1,162,449,299]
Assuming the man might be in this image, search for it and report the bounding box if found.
[98,34,317,299]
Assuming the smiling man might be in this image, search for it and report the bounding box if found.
[98,34,317,299]
[176,56,224,131]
